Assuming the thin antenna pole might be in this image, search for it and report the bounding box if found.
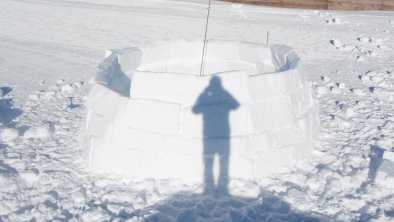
[199,0,212,76]
[266,31,270,45]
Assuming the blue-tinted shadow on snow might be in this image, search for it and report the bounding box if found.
[0,87,22,127]
[192,76,239,195]
[67,97,81,109]
[142,191,326,222]
[0,86,12,96]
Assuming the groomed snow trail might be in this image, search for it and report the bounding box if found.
[0,0,394,221]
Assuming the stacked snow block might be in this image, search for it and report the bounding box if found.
[84,40,319,182]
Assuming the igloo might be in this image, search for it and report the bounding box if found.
[83,40,319,184]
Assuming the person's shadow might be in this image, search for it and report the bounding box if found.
[192,76,239,196]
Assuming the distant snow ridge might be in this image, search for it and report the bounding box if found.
[84,40,319,187]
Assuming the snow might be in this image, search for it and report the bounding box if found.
[0,128,19,142]
[0,0,394,221]
[23,125,50,139]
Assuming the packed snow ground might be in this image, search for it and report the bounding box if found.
[0,0,394,221]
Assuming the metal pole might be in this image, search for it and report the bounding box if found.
[199,0,212,76]
[266,31,270,45]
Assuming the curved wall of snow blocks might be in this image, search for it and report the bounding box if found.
[83,40,319,182]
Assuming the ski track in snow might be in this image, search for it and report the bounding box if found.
[0,0,394,221]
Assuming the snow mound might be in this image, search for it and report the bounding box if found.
[84,40,319,184]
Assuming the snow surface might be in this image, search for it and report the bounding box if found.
[84,40,319,183]
[0,0,394,221]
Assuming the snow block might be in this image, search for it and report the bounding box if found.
[206,40,239,61]
[96,53,132,97]
[106,48,142,72]
[120,100,180,136]
[163,136,203,157]
[249,99,296,132]
[84,39,319,185]
[87,84,127,122]
[86,112,108,139]
[376,151,394,188]
[131,70,250,106]
[110,127,165,155]
[131,71,202,105]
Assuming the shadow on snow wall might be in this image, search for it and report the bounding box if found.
[192,76,239,196]
[0,86,22,127]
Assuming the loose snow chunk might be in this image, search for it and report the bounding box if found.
[316,86,328,95]
[60,84,74,93]
[330,87,342,94]
[340,105,355,119]
[0,128,19,142]
[376,137,394,150]
[337,82,346,89]
[384,151,394,162]
[19,170,40,185]
[367,50,378,57]
[27,93,40,101]
[81,208,110,222]
[0,174,17,193]
[329,38,343,48]
[371,88,394,101]
[23,125,50,139]
[351,88,366,96]
[356,56,366,62]
[56,79,65,84]
[357,37,371,43]
[332,115,352,129]
[376,156,394,188]
[321,75,330,84]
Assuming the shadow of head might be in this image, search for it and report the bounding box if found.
[193,76,239,107]
[209,76,222,89]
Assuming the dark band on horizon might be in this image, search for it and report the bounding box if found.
[219,0,394,11]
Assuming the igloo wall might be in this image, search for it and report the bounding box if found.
[84,40,319,182]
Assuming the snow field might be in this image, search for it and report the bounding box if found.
[0,0,394,220]
[84,40,319,184]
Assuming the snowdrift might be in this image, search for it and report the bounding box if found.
[83,40,319,183]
